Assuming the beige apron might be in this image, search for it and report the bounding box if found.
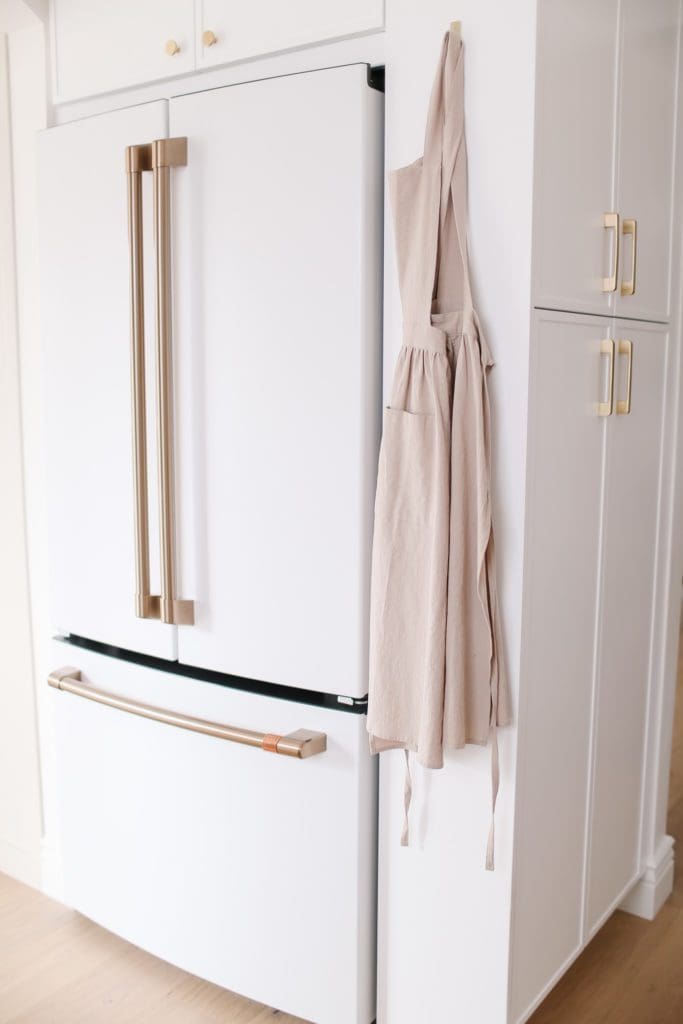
[367,29,511,869]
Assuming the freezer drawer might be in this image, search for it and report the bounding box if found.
[49,640,377,1024]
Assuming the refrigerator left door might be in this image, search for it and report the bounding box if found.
[38,101,176,659]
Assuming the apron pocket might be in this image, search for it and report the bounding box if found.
[378,407,437,525]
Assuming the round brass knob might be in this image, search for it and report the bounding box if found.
[165,39,180,56]
[202,29,218,47]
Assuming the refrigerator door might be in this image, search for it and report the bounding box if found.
[37,101,176,659]
[50,640,377,1024]
[172,64,383,698]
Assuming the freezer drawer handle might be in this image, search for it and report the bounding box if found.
[48,667,327,759]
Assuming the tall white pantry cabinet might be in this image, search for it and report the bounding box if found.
[513,1,681,1017]
[27,1,683,1023]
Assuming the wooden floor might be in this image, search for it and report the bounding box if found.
[1,642,682,1023]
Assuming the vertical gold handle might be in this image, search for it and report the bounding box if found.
[616,339,633,415]
[620,219,637,296]
[599,339,615,417]
[126,144,160,620]
[152,138,194,626]
[603,212,620,293]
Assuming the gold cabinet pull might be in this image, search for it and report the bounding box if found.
[48,667,327,758]
[602,212,620,293]
[125,144,160,621]
[599,338,615,416]
[152,138,194,626]
[165,39,181,56]
[616,339,633,415]
[202,29,218,46]
[620,218,637,296]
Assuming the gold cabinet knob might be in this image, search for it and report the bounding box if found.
[202,29,218,47]
[165,39,180,56]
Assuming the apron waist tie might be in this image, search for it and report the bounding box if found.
[401,749,412,846]
[485,725,500,871]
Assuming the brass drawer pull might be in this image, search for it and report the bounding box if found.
[616,339,633,415]
[599,338,615,417]
[48,667,327,759]
[620,218,637,296]
[602,212,620,293]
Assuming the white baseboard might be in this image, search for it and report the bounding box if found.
[620,835,675,921]
[0,836,42,891]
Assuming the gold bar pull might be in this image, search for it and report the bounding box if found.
[151,138,194,626]
[602,212,620,293]
[48,667,327,758]
[599,338,615,417]
[616,339,633,415]
[620,219,637,296]
[125,143,160,620]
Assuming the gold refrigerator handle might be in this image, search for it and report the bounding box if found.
[152,138,194,626]
[48,667,327,758]
[126,143,160,620]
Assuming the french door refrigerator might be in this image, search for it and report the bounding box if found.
[38,63,383,1024]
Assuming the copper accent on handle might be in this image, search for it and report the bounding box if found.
[126,143,160,620]
[151,138,194,626]
[48,667,327,758]
[616,339,633,415]
[602,212,620,293]
[599,338,615,417]
[620,219,637,296]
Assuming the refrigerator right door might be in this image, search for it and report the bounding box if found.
[172,64,383,699]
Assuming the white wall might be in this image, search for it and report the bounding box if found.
[0,29,43,889]
[376,2,537,1021]
[0,8,54,893]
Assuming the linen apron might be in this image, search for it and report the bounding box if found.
[367,29,511,869]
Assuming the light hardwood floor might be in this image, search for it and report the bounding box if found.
[1,639,682,1023]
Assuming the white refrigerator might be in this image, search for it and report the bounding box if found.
[38,62,383,1024]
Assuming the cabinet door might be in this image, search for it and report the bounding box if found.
[172,66,383,696]
[51,0,194,102]
[614,0,681,322]
[532,0,619,316]
[196,0,384,69]
[511,313,610,1020]
[37,101,176,660]
[586,322,668,935]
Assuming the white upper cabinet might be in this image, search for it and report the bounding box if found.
[613,0,680,322]
[171,65,383,697]
[37,100,176,660]
[532,0,619,317]
[51,0,195,102]
[533,0,680,321]
[196,0,384,68]
[50,0,385,102]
